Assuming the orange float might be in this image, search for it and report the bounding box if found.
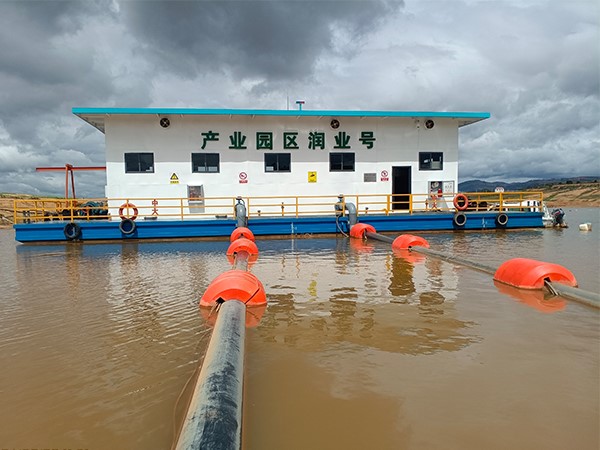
[200,270,267,307]
[493,258,577,290]
[349,223,376,239]
[391,234,430,250]
[230,227,255,242]
[226,237,259,256]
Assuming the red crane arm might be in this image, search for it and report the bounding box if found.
[35,165,107,199]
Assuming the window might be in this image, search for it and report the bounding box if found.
[419,152,443,170]
[329,152,355,172]
[192,153,220,173]
[265,153,291,172]
[125,152,154,173]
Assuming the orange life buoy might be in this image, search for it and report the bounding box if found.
[453,194,469,211]
[119,202,138,220]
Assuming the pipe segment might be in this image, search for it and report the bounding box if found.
[175,300,246,450]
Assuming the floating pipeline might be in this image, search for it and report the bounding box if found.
[349,223,598,310]
[176,226,267,450]
[175,300,246,450]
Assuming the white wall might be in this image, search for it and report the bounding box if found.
[104,114,459,217]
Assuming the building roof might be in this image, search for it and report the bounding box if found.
[72,107,490,133]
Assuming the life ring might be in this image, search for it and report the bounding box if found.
[453,194,469,211]
[119,218,137,235]
[496,213,509,227]
[119,202,138,220]
[63,222,82,240]
[453,212,467,227]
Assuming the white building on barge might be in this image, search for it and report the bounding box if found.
[73,108,490,218]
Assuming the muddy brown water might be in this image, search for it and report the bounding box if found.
[1,208,598,450]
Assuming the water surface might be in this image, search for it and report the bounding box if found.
[0,208,598,449]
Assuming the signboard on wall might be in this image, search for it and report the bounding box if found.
[380,170,389,181]
[364,173,376,182]
[170,173,179,184]
[308,171,317,183]
[239,172,248,184]
[443,181,455,193]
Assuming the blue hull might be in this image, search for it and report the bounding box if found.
[13,212,544,243]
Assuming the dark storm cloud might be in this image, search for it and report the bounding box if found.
[0,0,597,196]
[121,0,399,81]
[0,1,117,138]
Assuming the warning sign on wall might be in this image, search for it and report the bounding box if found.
[239,172,248,184]
[308,171,317,183]
[170,173,179,184]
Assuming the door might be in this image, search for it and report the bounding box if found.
[392,166,411,210]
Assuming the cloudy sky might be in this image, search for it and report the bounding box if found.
[0,0,598,197]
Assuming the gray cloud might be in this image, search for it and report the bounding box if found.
[0,0,598,197]
[121,0,398,81]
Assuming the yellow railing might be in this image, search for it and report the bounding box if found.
[12,192,545,224]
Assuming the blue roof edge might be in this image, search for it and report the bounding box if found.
[72,107,490,120]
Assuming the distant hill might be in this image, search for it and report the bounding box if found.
[458,176,599,192]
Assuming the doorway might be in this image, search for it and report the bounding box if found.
[392,166,411,210]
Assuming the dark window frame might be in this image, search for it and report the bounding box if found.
[125,152,154,173]
[264,153,291,172]
[192,153,220,173]
[419,152,444,170]
[329,152,355,172]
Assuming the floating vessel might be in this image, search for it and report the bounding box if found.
[12,191,545,242]
[12,107,546,242]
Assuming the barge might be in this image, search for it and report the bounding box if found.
[12,106,548,243]
[13,192,544,243]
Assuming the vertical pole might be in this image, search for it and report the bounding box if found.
[70,167,76,199]
[64,166,69,199]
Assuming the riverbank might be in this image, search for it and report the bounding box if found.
[538,182,599,207]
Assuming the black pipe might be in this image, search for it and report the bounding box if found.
[546,282,600,309]
[365,231,394,244]
[410,246,497,275]
[175,300,246,450]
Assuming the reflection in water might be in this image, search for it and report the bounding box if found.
[255,249,477,356]
[388,253,415,297]
[494,280,567,313]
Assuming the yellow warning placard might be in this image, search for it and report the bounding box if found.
[170,173,179,184]
[308,171,317,183]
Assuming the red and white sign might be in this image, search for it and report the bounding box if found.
[239,172,248,184]
[380,170,389,181]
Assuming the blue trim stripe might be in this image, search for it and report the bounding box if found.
[73,107,490,120]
